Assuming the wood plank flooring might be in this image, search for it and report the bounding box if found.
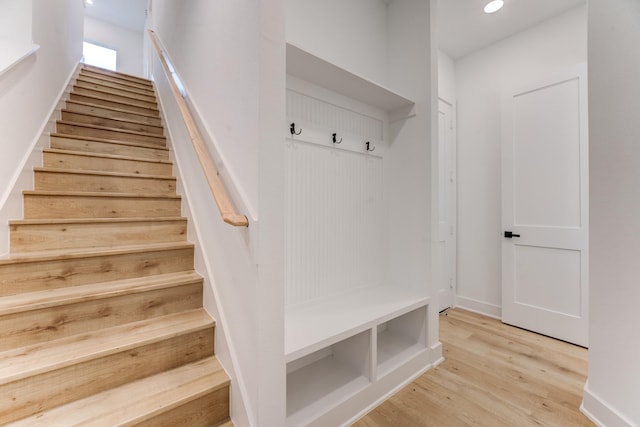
[354,309,594,427]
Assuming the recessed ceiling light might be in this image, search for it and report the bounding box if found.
[86,0,93,4]
[484,0,504,14]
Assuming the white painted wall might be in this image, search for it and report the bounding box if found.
[285,0,388,85]
[149,0,286,425]
[84,16,143,77]
[438,50,455,104]
[583,1,640,425]
[0,0,31,42]
[455,5,587,317]
[0,0,84,257]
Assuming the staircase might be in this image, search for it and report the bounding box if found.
[0,65,231,426]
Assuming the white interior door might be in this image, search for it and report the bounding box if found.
[437,98,456,312]
[502,65,588,347]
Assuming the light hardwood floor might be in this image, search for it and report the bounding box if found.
[354,308,594,427]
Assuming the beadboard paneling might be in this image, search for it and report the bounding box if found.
[285,139,384,307]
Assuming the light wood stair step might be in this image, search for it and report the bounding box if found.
[82,65,154,87]
[0,271,203,351]
[65,100,162,127]
[0,309,214,424]
[78,69,156,93]
[57,121,166,146]
[77,73,156,96]
[0,242,194,296]
[7,356,230,427]
[23,190,181,219]
[34,168,177,195]
[70,92,159,116]
[10,217,187,252]
[72,85,158,110]
[51,134,170,160]
[74,78,157,105]
[75,75,156,102]
[61,110,164,135]
[43,148,173,176]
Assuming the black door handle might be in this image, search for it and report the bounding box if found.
[504,231,520,238]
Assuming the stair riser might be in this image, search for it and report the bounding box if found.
[34,171,177,195]
[136,387,230,427]
[11,219,187,252]
[24,194,181,219]
[73,86,157,110]
[0,328,214,425]
[62,111,164,135]
[0,246,194,296]
[75,81,157,103]
[66,101,162,126]
[78,74,155,96]
[0,282,203,351]
[56,122,166,147]
[51,136,170,160]
[70,93,159,116]
[82,67,153,88]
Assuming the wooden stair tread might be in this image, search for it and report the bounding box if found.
[0,271,202,316]
[61,109,164,131]
[3,241,194,264]
[0,309,213,384]
[82,65,154,86]
[23,190,181,199]
[77,74,156,95]
[9,216,186,226]
[57,120,166,140]
[34,167,176,181]
[74,81,157,102]
[7,356,228,427]
[66,100,161,120]
[72,85,157,106]
[43,148,172,165]
[51,133,169,151]
[69,93,159,115]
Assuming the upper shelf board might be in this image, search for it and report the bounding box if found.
[286,43,415,113]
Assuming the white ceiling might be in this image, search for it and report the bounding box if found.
[84,0,147,34]
[438,0,586,59]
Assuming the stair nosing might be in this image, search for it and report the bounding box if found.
[34,167,176,181]
[0,271,203,316]
[23,190,180,199]
[57,120,166,140]
[65,99,161,120]
[43,148,172,165]
[2,241,194,265]
[0,309,213,385]
[61,109,164,131]
[8,357,228,427]
[51,133,170,151]
[9,217,187,226]
[73,85,158,107]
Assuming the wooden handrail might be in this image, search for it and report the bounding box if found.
[148,30,248,227]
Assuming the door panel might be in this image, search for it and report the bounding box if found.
[502,65,588,347]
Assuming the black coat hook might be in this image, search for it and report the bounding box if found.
[290,122,302,136]
[365,141,375,152]
[332,133,342,144]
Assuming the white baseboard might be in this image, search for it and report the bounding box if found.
[581,382,637,427]
[455,296,502,319]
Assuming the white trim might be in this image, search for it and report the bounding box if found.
[581,382,638,427]
[0,61,82,257]
[455,296,502,319]
[0,42,40,78]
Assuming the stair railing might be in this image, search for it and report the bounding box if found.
[148,29,249,227]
